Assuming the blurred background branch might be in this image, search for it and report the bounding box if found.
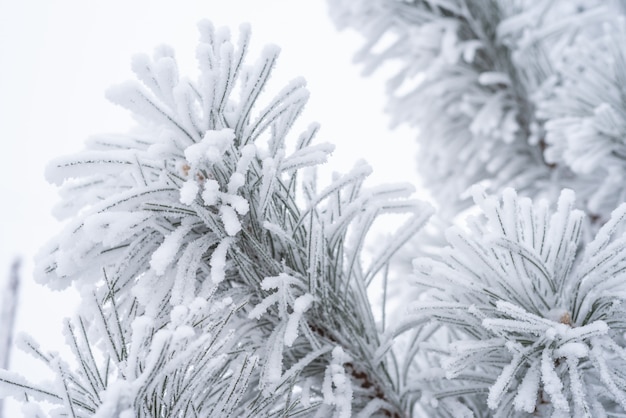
[0,258,21,418]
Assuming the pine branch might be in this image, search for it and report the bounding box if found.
[328,0,619,222]
[1,20,432,417]
[409,188,626,415]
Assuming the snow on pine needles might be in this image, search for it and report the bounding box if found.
[0,20,431,417]
[410,188,626,416]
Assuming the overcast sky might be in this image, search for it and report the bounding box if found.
[0,1,421,413]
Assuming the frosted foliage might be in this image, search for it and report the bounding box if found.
[0,296,254,417]
[412,188,626,416]
[15,1,626,415]
[2,20,433,417]
[328,0,618,219]
[538,20,626,220]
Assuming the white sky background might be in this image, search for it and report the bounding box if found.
[0,1,422,414]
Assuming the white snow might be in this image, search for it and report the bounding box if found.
[201,179,220,206]
[264,332,284,385]
[183,129,235,165]
[555,342,589,359]
[169,305,188,327]
[236,144,256,174]
[513,362,540,413]
[227,172,246,193]
[210,238,231,284]
[220,205,241,236]
[179,179,199,204]
[248,293,279,320]
[487,353,521,409]
[322,346,353,418]
[82,211,150,247]
[150,223,193,275]
[283,293,315,347]
[541,349,569,412]
[221,194,249,215]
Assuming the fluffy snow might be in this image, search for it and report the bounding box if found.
[220,205,241,236]
[227,173,245,194]
[82,211,150,247]
[555,342,589,359]
[210,238,231,284]
[201,179,220,206]
[322,346,353,418]
[541,350,569,412]
[513,362,540,413]
[179,179,199,204]
[183,128,235,165]
[150,223,193,275]
[283,293,315,347]
[221,194,249,215]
